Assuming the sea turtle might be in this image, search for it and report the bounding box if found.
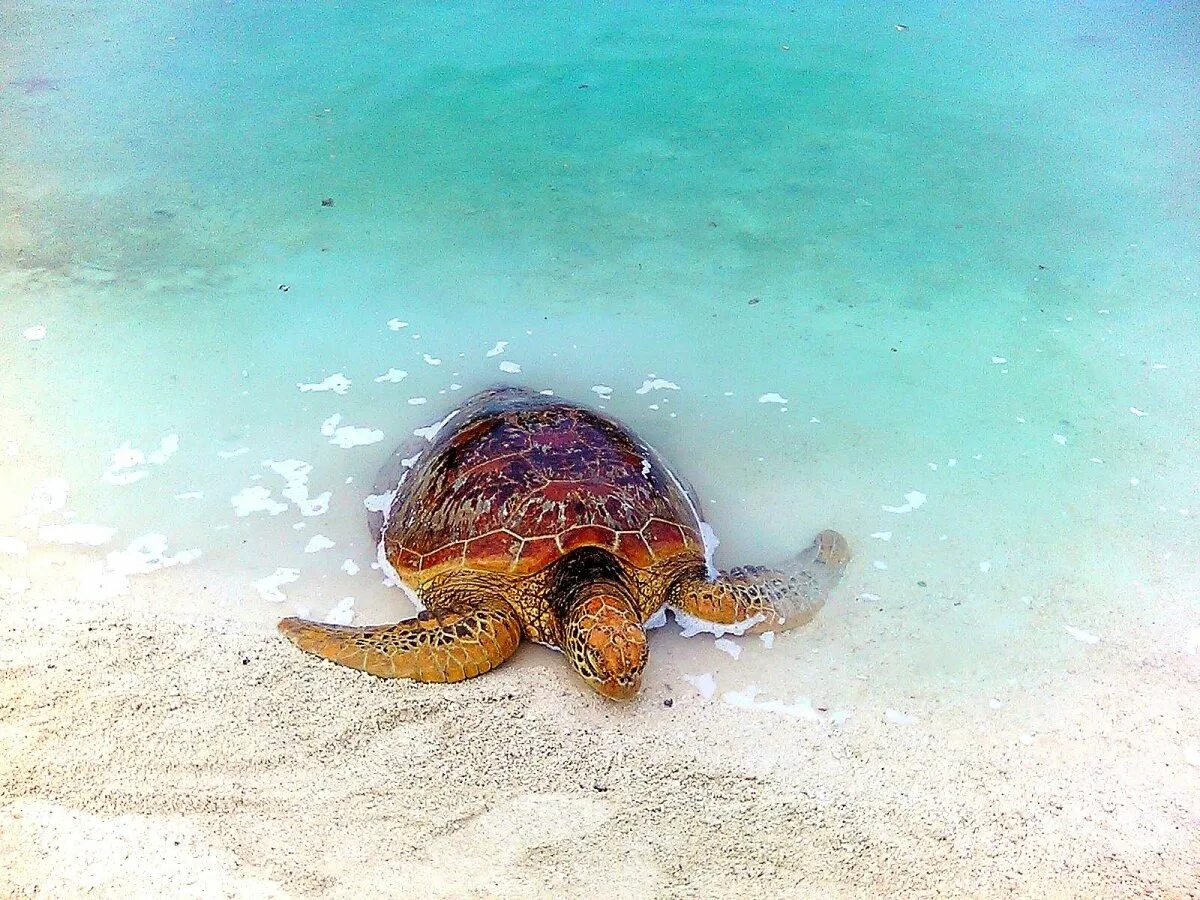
[279,386,850,700]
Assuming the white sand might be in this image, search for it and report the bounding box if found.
[2,548,1197,899]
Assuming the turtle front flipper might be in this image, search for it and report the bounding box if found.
[667,530,850,634]
[278,594,521,681]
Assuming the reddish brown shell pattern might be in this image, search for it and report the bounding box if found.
[384,388,703,581]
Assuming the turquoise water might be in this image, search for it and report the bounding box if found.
[2,2,1198,694]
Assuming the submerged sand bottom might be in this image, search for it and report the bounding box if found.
[1,554,1197,899]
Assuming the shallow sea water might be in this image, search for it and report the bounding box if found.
[2,2,1198,705]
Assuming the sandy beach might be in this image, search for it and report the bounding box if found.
[2,542,1197,899]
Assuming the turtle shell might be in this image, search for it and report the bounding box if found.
[383,387,704,581]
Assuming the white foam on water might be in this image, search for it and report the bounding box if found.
[635,377,679,394]
[341,559,360,575]
[498,361,521,373]
[327,425,384,448]
[682,672,716,699]
[76,534,202,602]
[485,341,508,357]
[698,521,720,578]
[882,491,927,514]
[422,354,441,366]
[713,638,742,659]
[723,685,821,720]
[263,459,331,516]
[263,459,312,484]
[757,392,787,404]
[760,631,775,649]
[414,409,459,442]
[107,534,202,576]
[252,567,300,603]
[374,368,408,383]
[303,535,335,553]
[324,597,356,626]
[102,443,148,485]
[297,373,351,395]
[103,469,149,486]
[102,435,178,485]
[375,533,416,600]
[363,491,395,514]
[672,608,764,638]
[386,318,408,330]
[148,434,179,465]
[23,324,47,340]
[230,486,287,517]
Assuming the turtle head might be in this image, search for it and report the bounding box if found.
[562,588,647,701]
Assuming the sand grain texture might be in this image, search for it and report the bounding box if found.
[2,561,1198,899]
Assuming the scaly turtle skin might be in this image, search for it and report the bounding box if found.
[280,386,850,700]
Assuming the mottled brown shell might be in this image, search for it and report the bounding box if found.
[383,387,704,581]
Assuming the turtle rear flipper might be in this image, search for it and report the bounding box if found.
[667,530,850,634]
[279,594,521,681]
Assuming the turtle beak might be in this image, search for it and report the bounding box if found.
[591,674,642,702]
